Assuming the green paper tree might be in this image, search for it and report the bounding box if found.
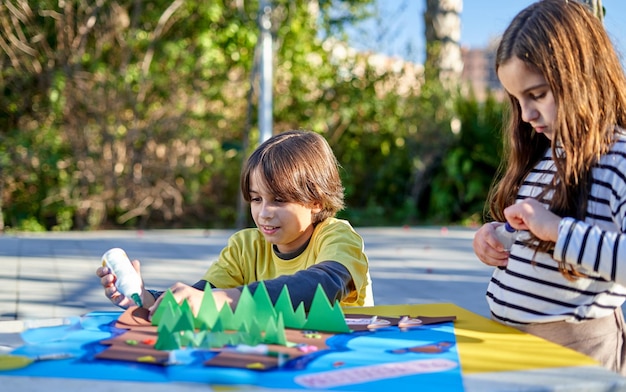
[247,318,264,346]
[155,324,181,350]
[211,317,225,332]
[151,290,180,326]
[150,282,355,351]
[217,301,238,330]
[173,300,195,332]
[195,289,219,329]
[233,285,256,321]
[303,285,351,333]
[275,285,307,329]
[192,330,206,347]
[252,281,277,327]
[264,313,287,345]
[292,302,307,328]
[157,301,182,333]
[179,329,194,347]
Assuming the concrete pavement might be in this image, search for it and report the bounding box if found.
[0,226,494,322]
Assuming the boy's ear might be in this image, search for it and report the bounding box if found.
[310,202,323,213]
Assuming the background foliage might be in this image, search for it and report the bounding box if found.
[0,0,504,231]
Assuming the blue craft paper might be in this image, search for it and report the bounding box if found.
[2,312,464,391]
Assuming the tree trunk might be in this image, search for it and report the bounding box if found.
[408,0,463,219]
[424,0,463,88]
[580,0,604,21]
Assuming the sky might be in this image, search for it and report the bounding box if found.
[350,0,626,65]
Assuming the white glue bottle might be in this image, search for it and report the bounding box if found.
[101,248,143,307]
[494,222,518,251]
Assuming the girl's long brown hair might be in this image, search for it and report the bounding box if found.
[489,0,626,278]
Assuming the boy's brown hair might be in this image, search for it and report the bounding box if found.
[240,130,345,224]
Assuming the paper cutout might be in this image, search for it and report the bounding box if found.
[303,286,351,333]
[150,290,179,325]
[97,283,456,371]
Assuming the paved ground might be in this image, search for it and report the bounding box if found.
[0,226,495,322]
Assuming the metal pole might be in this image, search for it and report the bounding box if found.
[259,0,273,143]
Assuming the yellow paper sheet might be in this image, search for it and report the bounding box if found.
[343,303,598,374]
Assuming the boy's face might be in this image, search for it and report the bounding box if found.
[248,170,321,254]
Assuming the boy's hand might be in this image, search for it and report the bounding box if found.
[148,284,241,318]
[96,259,147,309]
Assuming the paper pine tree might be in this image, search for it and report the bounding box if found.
[263,313,287,346]
[274,285,306,329]
[274,285,294,312]
[173,300,195,332]
[157,301,182,333]
[217,303,237,330]
[233,285,256,321]
[303,285,351,333]
[195,289,219,329]
[247,318,264,346]
[211,317,225,332]
[292,302,307,328]
[252,282,277,327]
[191,330,206,347]
[150,282,351,351]
[152,290,180,326]
[155,324,181,350]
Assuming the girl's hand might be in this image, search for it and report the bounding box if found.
[96,259,148,309]
[504,198,560,242]
[472,222,510,267]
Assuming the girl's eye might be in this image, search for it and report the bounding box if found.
[274,198,285,203]
[530,91,546,100]
[250,196,261,202]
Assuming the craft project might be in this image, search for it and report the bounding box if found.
[96,283,456,372]
[2,295,462,391]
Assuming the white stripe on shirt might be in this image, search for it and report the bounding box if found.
[487,134,626,325]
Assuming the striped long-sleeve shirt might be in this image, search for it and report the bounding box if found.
[487,133,626,325]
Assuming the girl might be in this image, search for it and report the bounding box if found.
[472,0,626,374]
[97,130,373,316]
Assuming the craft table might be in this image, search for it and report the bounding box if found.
[1,303,624,391]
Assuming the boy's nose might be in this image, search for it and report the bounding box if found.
[259,203,273,219]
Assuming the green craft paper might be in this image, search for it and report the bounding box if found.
[157,301,181,333]
[303,285,351,333]
[192,330,206,347]
[211,318,225,332]
[150,282,351,352]
[275,285,306,329]
[173,300,195,332]
[252,281,277,327]
[211,332,229,348]
[195,289,219,329]
[217,300,238,330]
[293,302,307,328]
[155,324,181,350]
[247,319,263,346]
[179,329,194,347]
[264,313,287,345]
[233,285,255,322]
[152,290,180,326]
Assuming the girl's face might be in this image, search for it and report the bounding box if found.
[248,170,321,254]
[498,57,557,141]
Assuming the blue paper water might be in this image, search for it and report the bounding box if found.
[2,311,464,391]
